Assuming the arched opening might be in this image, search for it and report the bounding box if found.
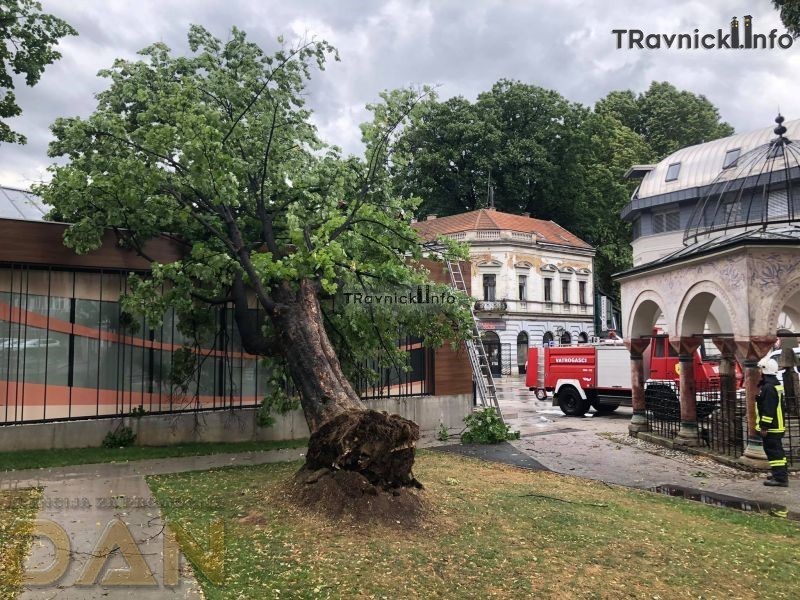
[543,331,554,346]
[629,298,664,340]
[481,331,502,377]
[560,331,572,346]
[678,289,736,361]
[516,331,529,374]
[578,331,588,344]
[680,291,721,339]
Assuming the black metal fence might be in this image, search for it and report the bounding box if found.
[782,391,799,468]
[354,336,430,400]
[0,264,430,425]
[695,383,746,459]
[645,378,797,467]
[644,381,681,439]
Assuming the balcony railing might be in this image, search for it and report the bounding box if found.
[474,299,592,315]
[443,230,536,244]
[474,300,508,312]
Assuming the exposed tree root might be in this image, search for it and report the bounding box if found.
[293,409,428,526]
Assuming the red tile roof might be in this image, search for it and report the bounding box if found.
[412,209,592,249]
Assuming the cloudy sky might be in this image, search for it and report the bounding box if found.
[1,0,797,189]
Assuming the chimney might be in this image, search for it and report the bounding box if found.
[522,212,530,218]
[426,214,437,221]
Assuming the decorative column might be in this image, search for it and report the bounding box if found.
[735,336,776,469]
[625,337,651,435]
[713,337,741,451]
[673,336,702,446]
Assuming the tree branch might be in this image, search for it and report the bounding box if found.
[220,40,318,145]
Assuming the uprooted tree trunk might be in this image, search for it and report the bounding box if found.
[266,279,422,507]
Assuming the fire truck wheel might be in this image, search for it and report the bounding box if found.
[592,402,620,413]
[558,387,589,416]
[535,388,547,401]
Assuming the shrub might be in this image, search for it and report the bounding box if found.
[437,421,450,442]
[102,426,137,448]
[461,408,520,444]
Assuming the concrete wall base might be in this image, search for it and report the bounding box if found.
[0,394,473,452]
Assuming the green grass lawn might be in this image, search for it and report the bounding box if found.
[148,451,800,599]
[0,439,307,472]
[0,487,42,597]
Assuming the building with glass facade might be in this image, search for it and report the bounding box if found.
[0,187,460,426]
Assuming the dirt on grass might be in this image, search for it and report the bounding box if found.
[289,465,432,528]
[296,409,430,527]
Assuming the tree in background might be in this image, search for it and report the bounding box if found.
[393,79,733,298]
[39,27,472,506]
[772,0,800,37]
[394,81,591,227]
[595,81,734,158]
[580,113,651,297]
[0,0,75,143]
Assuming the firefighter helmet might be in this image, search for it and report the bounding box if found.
[757,356,780,375]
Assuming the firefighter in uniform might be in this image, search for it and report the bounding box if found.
[756,357,789,487]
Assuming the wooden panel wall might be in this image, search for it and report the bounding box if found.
[0,219,182,270]
[416,258,474,397]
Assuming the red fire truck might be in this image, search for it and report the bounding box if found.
[525,335,741,416]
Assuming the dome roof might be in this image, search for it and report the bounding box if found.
[683,115,800,244]
[636,118,800,200]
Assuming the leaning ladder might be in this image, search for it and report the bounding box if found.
[445,258,503,420]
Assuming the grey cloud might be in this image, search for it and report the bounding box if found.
[1,0,797,188]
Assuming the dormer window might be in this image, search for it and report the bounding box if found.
[723,148,741,169]
[665,163,681,182]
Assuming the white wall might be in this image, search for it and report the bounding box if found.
[468,243,594,306]
[631,231,684,266]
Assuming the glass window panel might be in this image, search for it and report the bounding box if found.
[723,148,740,169]
[198,354,218,396]
[130,344,149,393]
[75,299,101,329]
[665,162,681,182]
[98,340,120,391]
[73,336,100,389]
[100,300,121,333]
[17,327,69,386]
[16,293,71,323]
[483,274,496,301]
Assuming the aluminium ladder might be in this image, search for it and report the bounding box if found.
[444,258,504,421]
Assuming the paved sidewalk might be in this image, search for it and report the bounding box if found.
[1,448,305,599]
[495,374,800,515]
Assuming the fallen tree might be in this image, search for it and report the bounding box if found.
[40,26,470,505]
